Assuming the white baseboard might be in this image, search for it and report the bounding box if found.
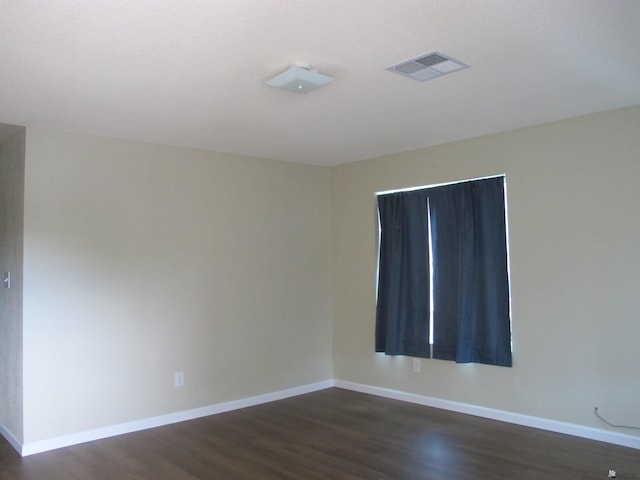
[334,379,640,450]
[13,378,640,456]
[20,379,335,457]
[0,421,22,454]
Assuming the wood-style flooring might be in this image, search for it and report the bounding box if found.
[1,388,639,479]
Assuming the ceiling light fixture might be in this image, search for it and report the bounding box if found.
[388,51,468,81]
[265,63,335,94]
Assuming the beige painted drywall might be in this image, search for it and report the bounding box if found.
[22,129,333,442]
[13,104,640,446]
[0,127,25,442]
[331,105,640,435]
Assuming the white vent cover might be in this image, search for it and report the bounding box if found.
[388,52,468,81]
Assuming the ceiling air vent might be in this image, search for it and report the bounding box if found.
[388,51,468,81]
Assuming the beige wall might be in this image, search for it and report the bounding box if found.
[10,104,640,446]
[22,129,333,442]
[331,105,640,435]
[0,127,25,442]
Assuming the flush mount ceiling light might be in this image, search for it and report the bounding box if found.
[265,63,335,94]
[388,51,469,81]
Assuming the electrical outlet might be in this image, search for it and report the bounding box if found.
[174,371,184,388]
[412,358,421,374]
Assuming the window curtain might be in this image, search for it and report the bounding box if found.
[375,190,431,357]
[429,177,512,366]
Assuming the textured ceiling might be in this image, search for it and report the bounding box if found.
[1,1,640,166]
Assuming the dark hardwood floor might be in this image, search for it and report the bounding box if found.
[1,388,639,479]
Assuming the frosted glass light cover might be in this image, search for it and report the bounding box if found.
[265,65,335,94]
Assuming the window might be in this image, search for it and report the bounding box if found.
[375,175,512,367]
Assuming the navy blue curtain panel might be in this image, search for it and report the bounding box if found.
[430,177,512,366]
[375,176,512,367]
[375,190,431,357]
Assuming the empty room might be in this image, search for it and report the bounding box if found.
[1,1,640,479]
